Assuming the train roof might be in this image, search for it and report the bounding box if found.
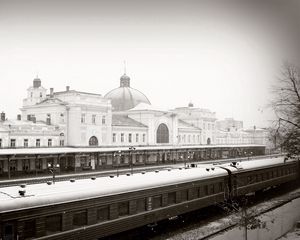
[0,144,265,156]
[0,165,227,213]
[219,156,295,173]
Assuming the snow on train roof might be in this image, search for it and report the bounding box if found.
[0,165,227,213]
[219,156,295,173]
[0,144,265,156]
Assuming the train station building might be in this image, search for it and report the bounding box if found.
[0,74,268,178]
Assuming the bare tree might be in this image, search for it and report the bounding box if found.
[270,62,300,156]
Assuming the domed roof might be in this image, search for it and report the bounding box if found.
[104,74,151,111]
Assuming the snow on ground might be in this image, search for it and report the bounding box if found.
[166,188,300,240]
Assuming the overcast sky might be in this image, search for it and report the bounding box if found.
[0,0,299,128]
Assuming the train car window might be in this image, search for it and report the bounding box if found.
[118,202,129,216]
[24,219,36,239]
[270,171,274,178]
[73,211,87,227]
[219,182,223,192]
[181,190,188,202]
[209,184,215,195]
[3,223,14,240]
[247,176,252,184]
[136,198,146,213]
[97,206,109,222]
[266,172,269,180]
[261,173,265,181]
[204,185,209,196]
[46,214,62,235]
[152,195,162,209]
[273,170,277,178]
[190,188,198,199]
[167,192,176,205]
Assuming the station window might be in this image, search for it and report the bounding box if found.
[118,202,129,216]
[24,139,28,148]
[168,192,176,205]
[0,138,2,147]
[136,198,146,213]
[112,133,116,143]
[81,114,85,124]
[48,139,52,147]
[136,133,139,142]
[10,139,16,148]
[36,139,40,147]
[92,114,96,124]
[142,134,146,142]
[24,219,36,239]
[102,116,106,125]
[97,206,109,222]
[128,133,132,143]
[73,210,87,227]
[59,140,64,146]
[121,133,124,143]
[46,214,62,235]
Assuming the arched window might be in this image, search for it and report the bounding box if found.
[89,136,98,146]
[207,138,211,145]
[156,123,169,143]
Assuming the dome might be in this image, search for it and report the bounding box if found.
[104,74,151,111]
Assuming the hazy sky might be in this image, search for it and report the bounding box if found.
[0,0,299,128]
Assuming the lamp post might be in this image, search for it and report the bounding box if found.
[113,150,122,177]
[48,162,60,184]
[129,146,136,175]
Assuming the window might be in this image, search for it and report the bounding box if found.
[30,92,33,98]
[112,133,116,143]
[136,133,139,142]
[60,140,64,146]
[118,202,129,216]
[188,135,191,143]
[89,136,98,146]
[121,133,124,143]
[24,139,28,148]
[73,211,87,227]
[152,195,162,209]
[46,214,62,235]
[209,184,215,195]
[92,114,96,124]
[156,123,169,143]
[208,123,211,130]
[24,219,36,239]
[197,135,200,143]
[183,135,186,143]
[203,123,206,129]
[136,198,146,213]
[10,139,16,148]
[0,138,2,147]
[204,185,209,195]
[128,133,132,143]
[48,139,52,147]
[40,92,42,97]
[102,116,106,125]
[168,192,176,205]
[36,139,40,147]
[97,206,109,222]
[81,114,85,123]
[181,190,188,202]
[143,134,146,142]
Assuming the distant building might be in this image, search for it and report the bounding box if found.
[216,118,243,132]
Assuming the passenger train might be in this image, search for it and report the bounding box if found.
[0,156,299,240]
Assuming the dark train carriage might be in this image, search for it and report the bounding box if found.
[227,158,299,197]
[0,167,229,240]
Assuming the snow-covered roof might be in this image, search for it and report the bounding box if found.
[129,102,170,113]
[0,166,227,213]
[112,115,147,128]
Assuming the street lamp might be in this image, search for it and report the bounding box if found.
[113,150,122,177]
[129,146,136,175]
[48,162,60,184]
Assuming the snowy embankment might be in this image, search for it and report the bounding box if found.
[167,189,300,240]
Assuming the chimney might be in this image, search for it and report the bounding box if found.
[50,88,54,98]
[66,86,70,91]
[1,112,5,121]
[17,114,21,120]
